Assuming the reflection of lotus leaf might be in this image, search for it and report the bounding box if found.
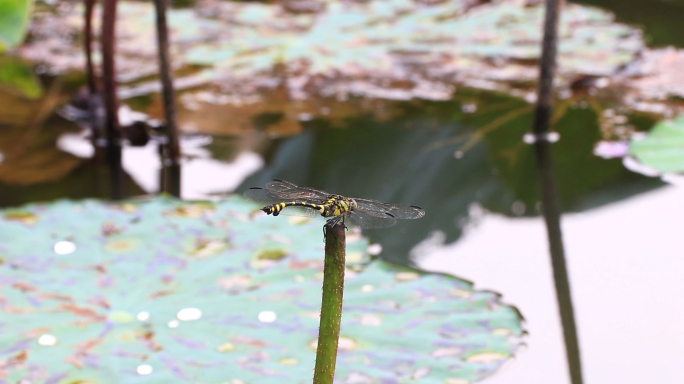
[0,197,523,383]
[23,0,642,101]
[629,115,684,173]
[0,57,42,99]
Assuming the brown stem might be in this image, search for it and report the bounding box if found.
[101,0,123,200]
[153,0,181,197]
[84,0,97,94]
[531,1,584,383]
[84,0,107,174]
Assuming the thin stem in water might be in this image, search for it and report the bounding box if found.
[84,0,97,94]
[101,0,123,200]
[532,0,584,383]
[153,0,181,197]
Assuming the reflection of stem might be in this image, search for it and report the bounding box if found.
[552,98,570,125]
[154,0,181,197]
[313,222,346,384]
[460,105,533,153]
[467,100,520,115]
[422,105,533,154]
[532,1,584,384]
[586,97,611,139]
[102,0,123,200]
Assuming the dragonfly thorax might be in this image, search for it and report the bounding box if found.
[321,195,357,218]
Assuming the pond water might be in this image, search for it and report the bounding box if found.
[1,0,683,383]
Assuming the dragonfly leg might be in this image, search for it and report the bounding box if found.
[324,218,337,239]
[325,216,347,232]
[324,216,347,239]
[323,219,335,238]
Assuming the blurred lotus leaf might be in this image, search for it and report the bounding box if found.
[22,0,642,102]
[0,0,33,50]
[621,47,684,111]
[0,197,523,383]
[0,57,42,99]
[629,115,684,173]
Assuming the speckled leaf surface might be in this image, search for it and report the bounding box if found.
[22,0,641,101]
[629,115,684,173]
[0,197,523,384]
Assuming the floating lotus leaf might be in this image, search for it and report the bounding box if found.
[0,197,523,383]
[622,48,684,107]
[629,115,684,173]
[22,0,642,102]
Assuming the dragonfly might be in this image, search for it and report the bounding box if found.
[244,179,425,229]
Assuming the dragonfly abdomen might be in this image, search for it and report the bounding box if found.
[262,201,326,217]
[261,196,356,218]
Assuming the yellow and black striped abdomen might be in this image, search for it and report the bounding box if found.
[261,196,355,218]
[262,201,326,217]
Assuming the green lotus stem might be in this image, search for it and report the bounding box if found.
[313,222,346,384]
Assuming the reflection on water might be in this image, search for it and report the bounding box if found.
[574,0,684,47]
[0,88,664,266]
[419,185,684,384]
[239,90,663,264]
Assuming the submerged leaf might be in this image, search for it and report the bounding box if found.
[0,197,523,383]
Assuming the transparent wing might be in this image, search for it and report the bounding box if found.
[244,187,292,205]
[345,210,397,229]
[278,205,319,218]
[264,179,331,200]
[243,188,319,217]
[353,198,425,220]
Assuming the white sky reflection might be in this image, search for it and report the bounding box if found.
[419,185,684,384]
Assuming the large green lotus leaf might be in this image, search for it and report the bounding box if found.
[0,197,523,383]
[0,0,32,50]
[629,115,684,173]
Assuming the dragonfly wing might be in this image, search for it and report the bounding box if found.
[354,198,425,220]
[244,189,319,217]
[243,187,290,205]
[278,205,319,218]
[345,210,397,229]
[265,179,331,200]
